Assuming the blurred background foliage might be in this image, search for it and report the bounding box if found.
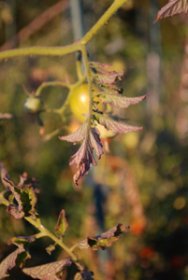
[0,0,188,279]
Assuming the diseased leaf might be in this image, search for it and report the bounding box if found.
[0,166,38,218]
[79,224,130,251]
[59,123,87,143]
[156,0,188,21]
[0,246,25,278]
[23,259,72,280]
[98,116,142,134]
[20,186,37,216]
[55,209,68,236]
[105,95,146,109]
[69,127,103,185]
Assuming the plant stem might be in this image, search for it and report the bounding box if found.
[0,44,81,60]
[0,0,127,61]
[35,81,70,97]
[0,196,77,261]
[25,216,78,261]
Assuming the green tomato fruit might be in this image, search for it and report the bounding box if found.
[24,96,41,113]
[69,84,90,122]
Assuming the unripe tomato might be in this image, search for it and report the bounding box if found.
[24,96,42,113]
[69,84,90,122]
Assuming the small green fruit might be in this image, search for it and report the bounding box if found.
[24,96,41,113]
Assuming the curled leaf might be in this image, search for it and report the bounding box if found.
[23,259,72,280]
[156,0,188,21]
[70,128,103,185]
[79,224,130,251]
[0,245,25,278]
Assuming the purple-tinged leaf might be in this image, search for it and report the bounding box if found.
[23,259,72,280]
[69,128,103,186]
[59,123,87,143]
[79,224,130,251]
[156,0,188,21]
[89,128,103,159]
[70,137,95,186]
[90,61,124,77]
[105,95,146,109]
[55,209,68,236]
[98,116,143,134]
[0,246,25,278]
[90,61,123,87]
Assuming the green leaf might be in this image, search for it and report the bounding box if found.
[55,209,68,236]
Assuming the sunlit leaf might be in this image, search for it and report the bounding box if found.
[0,246,25,278]
[156,0,188,20]
[79,224,130,251]
[105,95,146,109]
[98,116,142,134]
[23,259,72,280]
[59,123,87,143]
[69,127,103,185]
